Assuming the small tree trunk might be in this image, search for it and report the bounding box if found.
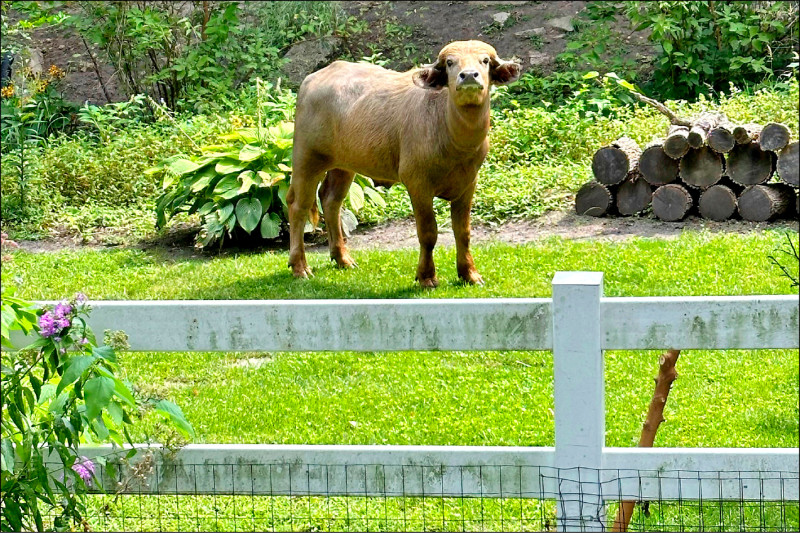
[760,122,791,152]
[679,146,724,188]
[663,125,690,159]
[592,137,642,185]
[611,350,681,533]
[616,173,653,215]
[738,184,795,221]
[652,184,693,221]
[777,141,799,187]
[688,112,724,148]
[733,123,762,145]
[640,142,680,186]
[576,181,615,217]
[707,122,735,154]
[699,184,738,221]
[727,142,776,186]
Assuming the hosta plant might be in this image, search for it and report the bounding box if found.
[151,120,385,248]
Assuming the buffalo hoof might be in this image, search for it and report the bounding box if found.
[331,252,358,270]
[290,263,314,278]
[460,271,484,286]
[418,277,439,289]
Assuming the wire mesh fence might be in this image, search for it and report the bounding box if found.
[44,459,799,532]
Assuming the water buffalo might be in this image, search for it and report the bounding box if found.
[287,40,520,287]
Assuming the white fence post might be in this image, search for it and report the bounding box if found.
[552,272,606,531]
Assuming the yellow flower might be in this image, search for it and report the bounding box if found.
[0,85,14,98]
[230,115,243,128]
[34,79,50,94]
[48,64,66,80]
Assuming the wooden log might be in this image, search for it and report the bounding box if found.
[733,123,762,145]
[576,181,614,217]
[611,350,680,532]
[687,112,723,148]
[777,141,799,187]
[760,122,791,152]
[663,125,690,159]
[616,173,653,216]
[707,122,735,154]
[592,137,642,185]
[652,183,693,221]
[727,142,776,186]
[738,184,795,221]
[699,184,738,221]
[639,142,679,186]
[679,147,724,189]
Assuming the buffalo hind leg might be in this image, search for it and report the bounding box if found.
[451,184,483,285]
[287,153,327,278]
[409,192,439,288]
[319,169,357,269]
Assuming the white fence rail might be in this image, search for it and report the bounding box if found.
[19,272,799,531]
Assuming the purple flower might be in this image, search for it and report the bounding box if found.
[79,337,89,345]
[38,311,59,337]
[75,292,88,304]
[54,301,73,318]
[53,336,62,343]
[57,317,70,329]
[72,457,95,485]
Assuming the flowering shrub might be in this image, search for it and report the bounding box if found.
[1,287,194,531]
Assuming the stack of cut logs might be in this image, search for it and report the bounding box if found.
[576,114,799,222]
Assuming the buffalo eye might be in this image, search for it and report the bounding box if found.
[483,57,490,64]
[446,59,453,67]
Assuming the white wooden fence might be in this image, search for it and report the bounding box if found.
[23,272,800,531]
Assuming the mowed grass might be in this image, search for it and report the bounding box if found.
[4,230,798,451]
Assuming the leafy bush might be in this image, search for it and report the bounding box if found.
[625,1,799,100]
[1,288,193,531]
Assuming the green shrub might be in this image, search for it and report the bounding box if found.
[625,1,799,100]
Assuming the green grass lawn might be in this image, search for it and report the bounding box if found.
[6,230,799,531]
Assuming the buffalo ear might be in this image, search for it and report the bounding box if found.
[491,60,521,85]
[413,64,447,89]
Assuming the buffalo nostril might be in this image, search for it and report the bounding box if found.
[459,72,466,80]
[472,72,479,79]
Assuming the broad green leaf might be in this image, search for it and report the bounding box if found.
[239,144,265,162]
[348,182,365,212]
[198,201,215,216]
[663,41,673,53]
[215,158,246,175]
[218,202,234,224]
[341,208,358,237]
[107,401,124,426]
[277,180,290,207]
[258,170,284,186]
[212,175,238,197]
[167,158,200,176]
[56,355,95,396]
[154,399,195,438]
[277,163,292,172]
[190,167,219,192]
[260,212,282,239]
[583,71,600,80]
[235,197,262,233]
[92,345,117,363]
[1,437,14,474]
[364,185,386,207]
[84,376,115,420]
[238,170,258,194]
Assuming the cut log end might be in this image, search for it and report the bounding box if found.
[733,123,762,145]
[760,122,791,152]
[738,184,795,222]
[664,125,690,159]
[640,144,680,186]
[576,181,614,217]
[699,185,737,221]
[680,147,724,188]
[592,137,642,185]
[707,126,735,153]
[617,176,653,216]
[727,142,776,186]
[777,141,799,187]
[652,184,693,221]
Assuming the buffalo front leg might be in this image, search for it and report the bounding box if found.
[319,169,357,269]
[451,184,483,285]
[409,193,439,288]
[287,160,325,278]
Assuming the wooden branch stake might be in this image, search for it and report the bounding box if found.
[611,349,681,532]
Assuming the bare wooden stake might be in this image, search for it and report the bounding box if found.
[611,349,681,532]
